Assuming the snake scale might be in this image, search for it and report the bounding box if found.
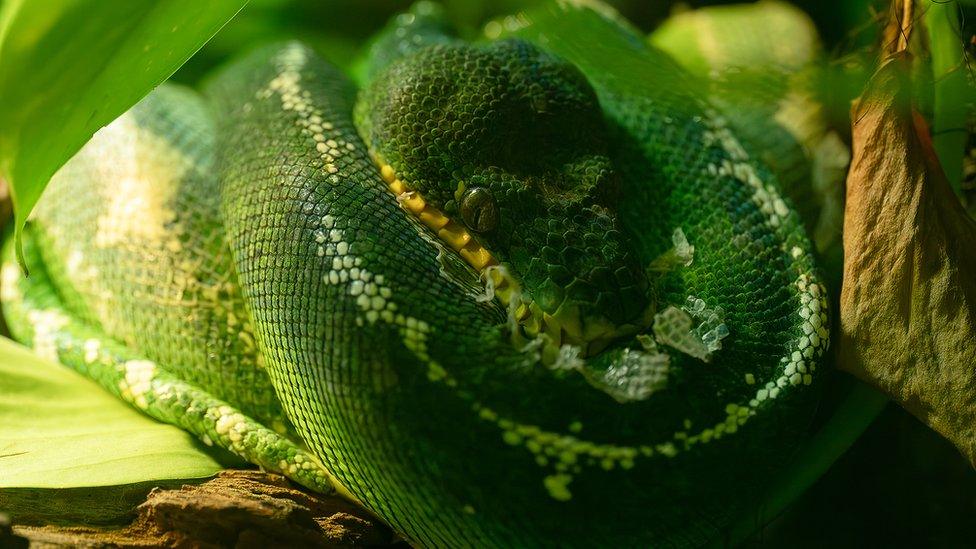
[2,1,830,546]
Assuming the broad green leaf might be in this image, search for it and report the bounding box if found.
[924,0,971,196]
[0,0,246,266]
[0,337,239,522]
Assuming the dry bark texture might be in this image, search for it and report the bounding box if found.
[839,53,976,466]
[10,470,401,548]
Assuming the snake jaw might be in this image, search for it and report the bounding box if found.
[517,298,649,357]
[373,151,652,362]
[489,266,651,359]
[376,152,498,271]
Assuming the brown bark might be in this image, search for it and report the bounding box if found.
[10,470,400,548]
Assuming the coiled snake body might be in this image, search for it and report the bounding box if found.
[2,2,829,546]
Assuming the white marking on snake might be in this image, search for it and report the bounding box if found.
[1,262,22,303]
[263,44,354,178]
[120,359,157,410]
[90,114,187,251]
[84,339,101,364]
[316,219,451,384]
[26,309,69,363]
[700,109,828,396]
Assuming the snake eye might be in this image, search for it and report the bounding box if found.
[459,187,498,233]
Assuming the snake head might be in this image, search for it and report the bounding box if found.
[356,38,652,356]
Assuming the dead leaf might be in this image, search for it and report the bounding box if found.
[839,53,976,466]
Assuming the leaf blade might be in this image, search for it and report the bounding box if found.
[924,0,971,196]
[0,0,247,266]
[0,336,235,490]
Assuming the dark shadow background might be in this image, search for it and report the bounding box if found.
[754,402,976,547]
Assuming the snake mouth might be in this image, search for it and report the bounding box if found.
[370,152,644,358]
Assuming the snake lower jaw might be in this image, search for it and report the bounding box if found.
[511,295,654,362]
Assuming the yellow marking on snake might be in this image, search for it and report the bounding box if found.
[379,164,496,268]
[371,154,637,356]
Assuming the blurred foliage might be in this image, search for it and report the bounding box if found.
[170,0,887,174]
[926,1,971,195]
[173,0,884,82]
[167,0,895,166]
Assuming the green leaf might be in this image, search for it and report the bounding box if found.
[924,0,972,196]
[0,0,246,267]
[0,337,239,523]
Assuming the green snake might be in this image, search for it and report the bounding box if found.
[2,1,830,546]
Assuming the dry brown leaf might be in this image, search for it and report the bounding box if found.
[839,53,976,466]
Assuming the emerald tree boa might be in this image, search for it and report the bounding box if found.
[2,2,831,545]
